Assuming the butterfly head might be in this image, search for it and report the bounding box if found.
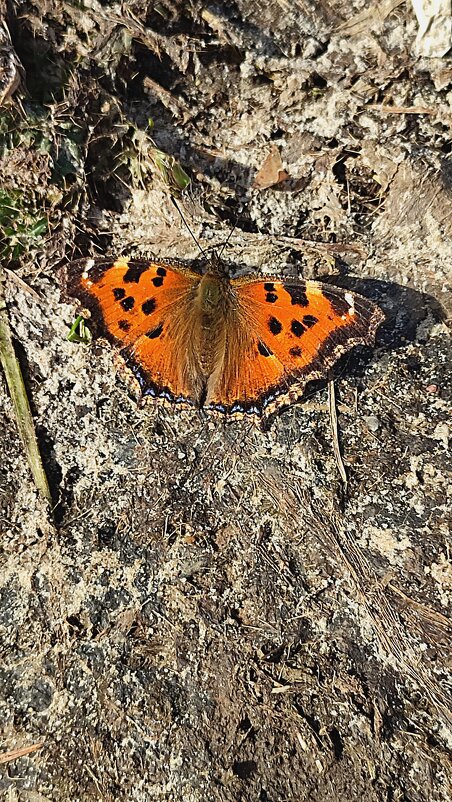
[190,250,229,279]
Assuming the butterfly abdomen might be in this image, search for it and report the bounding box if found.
[183,273,233,405]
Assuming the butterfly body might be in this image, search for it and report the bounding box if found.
[64,256,384,417]
[172,272,227,407]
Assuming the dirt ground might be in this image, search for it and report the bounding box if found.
[0,1,451,800]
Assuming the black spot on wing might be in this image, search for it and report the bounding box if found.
[303,314,318,327]
[291,320,305,337]
[152,276,164,287]
[268,316,282,335]
[290,346,302,358]
[264,281,278,301]
[156,266,167,277]
[118,319,131,332]
[113,287,126,300]
[121,296,135,312]
[258,340,273,357]
[146,323,163,339]
[284,284,308,306]
[142,298,156,315]
[123,264,149,283]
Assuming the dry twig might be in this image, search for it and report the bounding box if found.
[0,740,45,764]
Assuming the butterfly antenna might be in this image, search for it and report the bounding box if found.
[171,197,208,260]
[218,212,240,260]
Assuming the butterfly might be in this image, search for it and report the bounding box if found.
[63,255,384,417]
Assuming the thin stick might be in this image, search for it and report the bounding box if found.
[0,267,51,501]
[0,740,45,765]
[328,376,347,485]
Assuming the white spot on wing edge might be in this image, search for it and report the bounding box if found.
[82,258,95,281]
[344,291,355,316]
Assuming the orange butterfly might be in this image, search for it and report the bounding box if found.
[64,255,384,417]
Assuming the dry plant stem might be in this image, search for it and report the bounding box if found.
[0,740,45,765]
[0,267,51,501]
[328,377,348,485]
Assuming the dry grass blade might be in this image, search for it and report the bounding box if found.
[143,76,190,120]
[0,266,51,501]
[328,377,347,485]
[367,104,436,115]
[0,22,24,105]
[337,0,405,34]
[0,740,45,764]
[387,582,452,641]
[5,267,41,300]
[272,235,368,259]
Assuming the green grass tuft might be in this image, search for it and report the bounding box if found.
[0,189,48,261]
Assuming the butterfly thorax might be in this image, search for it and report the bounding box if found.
[198,252,228,278]
[198,272,229,315]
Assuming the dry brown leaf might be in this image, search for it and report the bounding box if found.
[253,146,289,189]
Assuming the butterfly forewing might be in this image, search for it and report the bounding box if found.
[64,258,203,402]
[65,259,198,344]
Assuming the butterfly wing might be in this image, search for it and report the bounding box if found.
[206,277,384,414]
[64,258,202,404]
[64,259,384,416]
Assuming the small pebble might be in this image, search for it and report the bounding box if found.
[426,384,438,394]
[364,415,380,432]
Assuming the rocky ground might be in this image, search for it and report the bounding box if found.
[0,1,451,800]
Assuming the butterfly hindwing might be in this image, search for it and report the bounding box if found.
[206,334,287,413]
